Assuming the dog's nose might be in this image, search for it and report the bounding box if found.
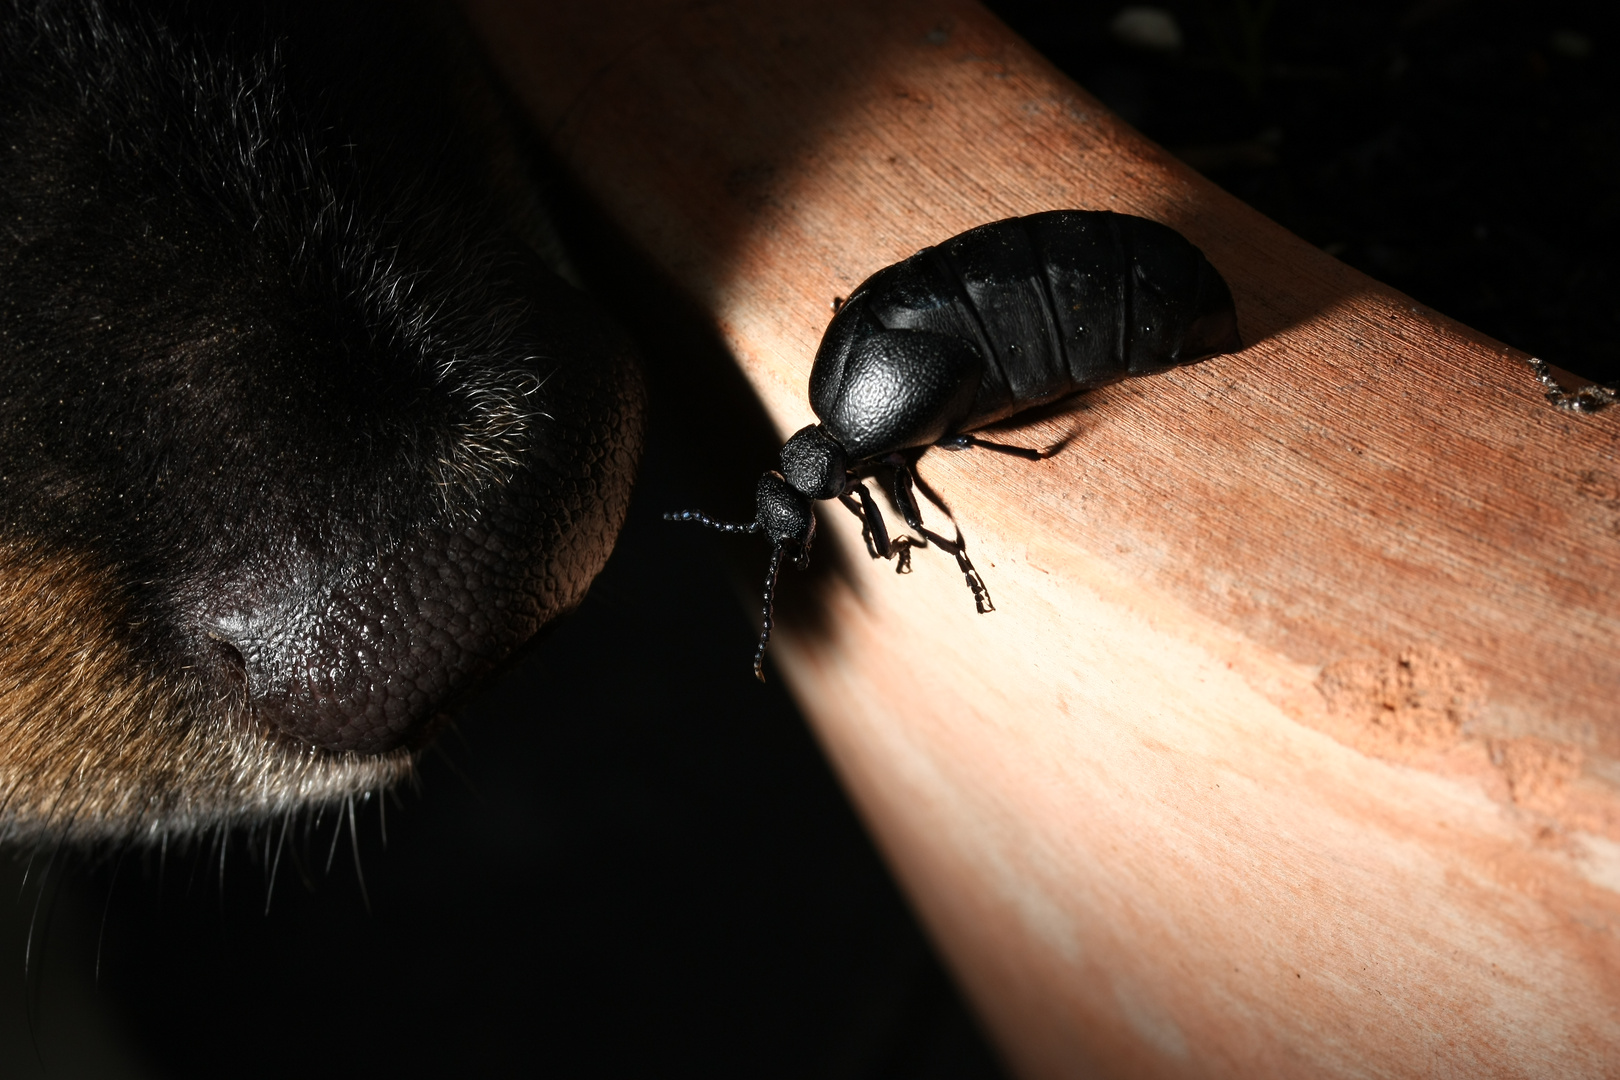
[199,404,632,754]
[206,515,526,753]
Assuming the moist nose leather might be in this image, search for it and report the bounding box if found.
[212,476,579,755]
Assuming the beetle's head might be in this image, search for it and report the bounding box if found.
[663,471,816,681]
[747,471,817,682]
[756,470,818,556]
[779,425,848,501]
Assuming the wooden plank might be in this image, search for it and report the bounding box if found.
[462,1,1620,1075]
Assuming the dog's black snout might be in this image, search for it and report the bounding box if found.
[211,514,549,755]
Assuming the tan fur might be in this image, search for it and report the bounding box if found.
[0,539,411,845]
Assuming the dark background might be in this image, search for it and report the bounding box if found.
[2,1,1612,1076]
[997,0,1618,386]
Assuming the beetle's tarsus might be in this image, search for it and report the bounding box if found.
[891,537,914,574]
[963,562,995,614]
[915,524,994,613]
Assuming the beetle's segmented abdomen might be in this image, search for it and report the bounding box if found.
[1024,211,1133,392]
[1089,213,1241,378]
[1025,210,1240,390]
[935,220,1072,422]
[810,210,1239,444]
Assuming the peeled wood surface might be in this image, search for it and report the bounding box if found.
[464,1,1620,1075]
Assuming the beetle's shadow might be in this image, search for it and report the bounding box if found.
[535,155,848,673]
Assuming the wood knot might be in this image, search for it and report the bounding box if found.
[1315,646,1481,756]
[1489,736,1584,814]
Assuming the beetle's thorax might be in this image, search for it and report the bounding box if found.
[779,424,849,501]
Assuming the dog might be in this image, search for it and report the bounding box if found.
[0,0,645,844]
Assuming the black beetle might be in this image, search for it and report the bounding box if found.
[669,209,1241,679]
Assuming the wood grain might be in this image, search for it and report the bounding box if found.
[463,1,1620,1074]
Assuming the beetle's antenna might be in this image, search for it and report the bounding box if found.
[664,510,763,534]
[753,543,788,682]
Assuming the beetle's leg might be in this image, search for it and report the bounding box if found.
[838,489,883,559]
[856,482,917,573]
[884,455,926,532]
[838,481,915,572]
[906,464,951,522]
[937,432,1051,460]
[888,458,994,613]
[840,481,897,561]
[920,525,994,614]
[883,457,928,577]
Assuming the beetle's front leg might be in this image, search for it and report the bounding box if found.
[839,481,914,573]
[837,486,884,558]
[884,454,926,532]
[839,481,889,558]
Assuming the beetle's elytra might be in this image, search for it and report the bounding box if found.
[668,210,1241,679]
